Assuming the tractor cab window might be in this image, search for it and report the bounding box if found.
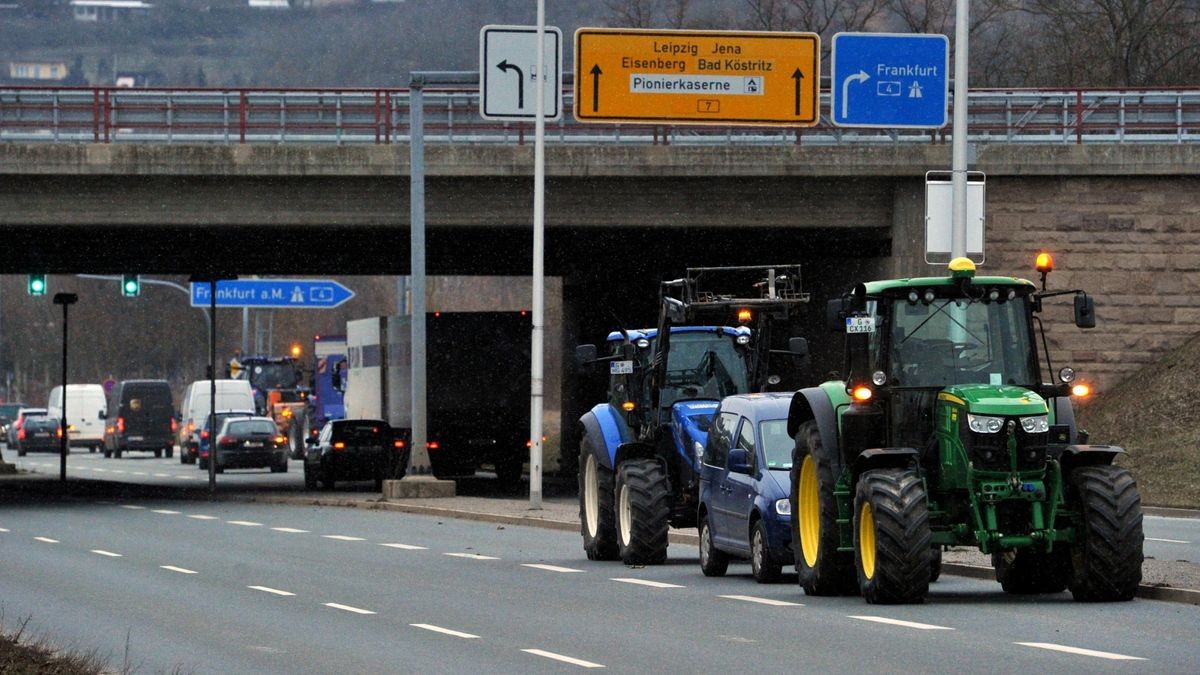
[250,363,302,389]
[661,332,749,407]
[886,293,1036,388]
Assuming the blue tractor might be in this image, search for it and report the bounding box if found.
[575,266,810,564]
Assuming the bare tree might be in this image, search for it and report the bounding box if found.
[604,0,659,28]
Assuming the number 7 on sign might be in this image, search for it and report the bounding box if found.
[697,99,720,113]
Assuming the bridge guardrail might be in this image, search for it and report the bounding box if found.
[1,86,1196,145]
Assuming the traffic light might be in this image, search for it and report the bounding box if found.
[121,274,140,297]
[27,274,46,296]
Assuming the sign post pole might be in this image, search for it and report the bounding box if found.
[529,0,546,510]
[951,0,970,260]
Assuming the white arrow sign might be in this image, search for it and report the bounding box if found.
[479,25,562,121]
[841,69,869,119]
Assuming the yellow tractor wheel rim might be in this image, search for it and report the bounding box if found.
[860,501,876,580]
[799,455,820,567]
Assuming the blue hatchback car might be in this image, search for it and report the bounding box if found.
[698,393,795,583]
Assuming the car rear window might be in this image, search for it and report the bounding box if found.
[227,420,277,435]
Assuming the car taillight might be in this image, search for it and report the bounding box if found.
[201,430,209,440]
[333,441,346,451]
[274,436,287,444]
[18,429,25,440]
[117,416,125,433]
[171,418,178,433]
[427,441,439,450]
[393,440,405,449]
[218,435,237,448]
[57,427,64,439]
[14,418,22,430]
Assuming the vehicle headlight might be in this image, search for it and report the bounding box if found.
[775,498,791,516]
[693,441,704,463]
[967,414,1004,434]
[1020,415,1049,433]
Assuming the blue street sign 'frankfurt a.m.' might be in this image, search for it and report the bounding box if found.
[190,279,355,309]
[831,32,949,129]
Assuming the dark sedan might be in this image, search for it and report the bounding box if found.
[304,419,405,491]
[16,414,63,456]
[211,416,289,473]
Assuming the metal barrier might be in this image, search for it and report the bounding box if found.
[1,86,1197,145]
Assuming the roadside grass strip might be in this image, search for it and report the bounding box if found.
[522,649,604,669]
[90,550,122,557]
[522,563,584,573]
[160,565,198,575]
[718,595,803,607]
[848,616,953,631]
[379,543,427,550]
[248,586,296,597]
[325,603,375,615]
[272,527,310,533]
[1015,643,1145,661]
[410,624,479,639]
[610,578,684,589]
[444,552,500,560]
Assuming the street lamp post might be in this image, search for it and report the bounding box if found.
[53,293,78,482]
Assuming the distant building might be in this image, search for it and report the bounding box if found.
[70,0,154,22]
[114,70,166,88]
[8,59,70,83]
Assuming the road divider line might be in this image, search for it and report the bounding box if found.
[132,471,147,476]
[444,552,500,560]
[322,535,366,541]
[110,470,127,474]
[379,543,427,550]
[227,521,263,527]
[0,528,9,532]
[34,536,59,543]
[153,473,170,478]
[248,585,295,597]
[410,624,479,639]
[160,565,197,575]
[92,468,107,472]
[1015,642,1145,660]
[187,514,218,520]
[848,616,953,631]
[325,603,375,615]
[177,475,194,480]
[119,505,144,510]
[152,509,181,515]
[1146,537,1190,544]
[272,527,309,533]
[522,563,584,573]
[610,578,684,589]
[521,649,604,669]
[91,549,123,557]
[719,595,803,607]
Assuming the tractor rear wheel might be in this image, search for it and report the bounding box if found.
[790,421,856,596]
[578,446,619,561]
[992,548,1069,594]
[853,468,931,604]
[698,513,728,577]
[1067,465,1143,602]
[614,458,670,565]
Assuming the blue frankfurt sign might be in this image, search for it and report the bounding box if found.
[190,279,355,309]
[830,32,949,128]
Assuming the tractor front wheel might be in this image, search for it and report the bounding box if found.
[1067,465,1143,602]
[614,458,670,565]
[578,447,618,561]
[853,468,931,604]
[790,421,856,596]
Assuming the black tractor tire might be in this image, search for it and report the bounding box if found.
[578,446,619,561]
[790,421,856,596]
[992,548,1070,594]
[614,458,671,565]
[751,519,782,584]
[930,546,943,583]
[303,463,317,490]
[1066,465,1143,602]
[853,468,932,605]
[698,513,728,577]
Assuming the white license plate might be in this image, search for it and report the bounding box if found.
[245,441,263,448]
[609,360,634,375]
[845,316,876,334]
[129,436,144,441]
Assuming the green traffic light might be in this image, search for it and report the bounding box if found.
[28,274,46,296]
[122,274,140,297]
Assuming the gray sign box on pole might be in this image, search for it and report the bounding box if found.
[925,170,985,264]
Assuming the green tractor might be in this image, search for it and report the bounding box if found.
[788,255,1143,604]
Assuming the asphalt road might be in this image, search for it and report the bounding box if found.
[2,495,1198,673]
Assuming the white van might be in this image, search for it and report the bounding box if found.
[178,379,256,464]
[47,384,108,452]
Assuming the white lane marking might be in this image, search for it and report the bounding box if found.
[322,535,366,541]
[248,585,295,597]
[1146,537,1190,544]
[34,536,59,543]
[119,504,145,510]
[153,473,170,478]
[0,527,9,532]
[187,514,218,520]
[379,543,427,550]
[325,603,375,615]
[110,470,127,474]
[848,616,953,631]
[444,552,500,561]
[272,527,310,533]
[152,509,181,515]
[227,521,263,527]
[610,578,684,589]
[91,549,123,557]
[522,649,604,669]
[132,472,147,476]
[719,595,803,607]
[522,563,584,574]
[92,468,107,472]
[176,475,194,480]
[410,624,479,639]
[1016,642,1145,661]
[160,565,197,575]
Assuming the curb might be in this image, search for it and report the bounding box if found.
[942,563,1200,605]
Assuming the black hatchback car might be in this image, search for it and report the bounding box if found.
[16,413,62,456]
[212,416,289,473]
[304,419,405,490]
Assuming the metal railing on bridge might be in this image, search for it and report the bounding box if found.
[1,86,1197,146]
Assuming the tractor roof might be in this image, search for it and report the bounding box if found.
[862,275,1037,295]
[605,325,751,343]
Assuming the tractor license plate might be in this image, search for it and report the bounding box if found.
[610,360,633,375]
[845,316,876,334]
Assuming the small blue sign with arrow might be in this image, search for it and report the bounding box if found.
[831,32,949,129]
[190,279,355,309]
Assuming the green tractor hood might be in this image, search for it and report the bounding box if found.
[940,385,1048,416]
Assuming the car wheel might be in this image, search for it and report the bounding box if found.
[698,513,729,577]
[165,446,173,459]
[751,520,783,584]
[113,449,123,459]
[104,448,112,459]
[215,464,224,474]
[89,445,97,454]
[17,448,26,457]
[154,448,162,458]
[198,457,208,471]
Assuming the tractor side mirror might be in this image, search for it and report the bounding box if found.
[575,344,598,371]
[727,448,753,474]
[826,298,846,332]
[1074,295,1096,329]
[788,337,809,358]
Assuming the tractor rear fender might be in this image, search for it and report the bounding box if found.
[786,387,838,454]
[579,404,633,471]
[852,447,919,484]
[1059,444,1126,475]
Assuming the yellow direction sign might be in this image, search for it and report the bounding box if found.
[574,28,820,126]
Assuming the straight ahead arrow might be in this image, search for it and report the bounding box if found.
[791,68,804,116]
[497,59,525,109]
[589,64,602,113]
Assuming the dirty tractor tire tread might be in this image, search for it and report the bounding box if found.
[854,468,931,605]
[790,420,856,596]
[615,458,671,565]
[578,445,619,561]
[1067,464,1143,602]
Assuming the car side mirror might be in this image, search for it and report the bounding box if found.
[826,298,846,332]
[727,448,753,474]
[575,344,598,370]
[1074,294,1096,329]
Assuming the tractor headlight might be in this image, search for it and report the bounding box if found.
[967,414,1004,434]
[693,441,705,463]
[1020,415,1049,433]
[775,498,791,516]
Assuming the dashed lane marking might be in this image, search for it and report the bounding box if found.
[177,475,195,480]
[522,563,584,573]
[91,550,123,557]
[132,472,147,476]
[153,473,170,478]
[119,505,145,510]
[379,543,427,550]
[443,552,500,561]
[187,515,218,520]
[249,586,295,597]
[522,649,604,669]
[93,468,108,472]
[0,528,9,532]
[1015,642,1145,661]
[34,536,59,543]
[152,509,181,515]
[848,616,953,631]
[719,595,803,607]
[325,603,375,615]
[110,470,127,474]
[160,565,197,574]
[272,527,309,533]
[610,578,684,589]
[410,624,479,639]
[227,521,263,527]
[322,535,366,541]
[1146,537,1190,544]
